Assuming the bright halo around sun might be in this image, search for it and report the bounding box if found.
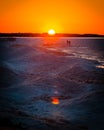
[48,29,56,35]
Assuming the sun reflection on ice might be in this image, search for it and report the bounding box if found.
[51,97,60,105]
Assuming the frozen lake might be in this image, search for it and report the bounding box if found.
[0,37,104,130]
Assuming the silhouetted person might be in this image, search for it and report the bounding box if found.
[67,40,70,47]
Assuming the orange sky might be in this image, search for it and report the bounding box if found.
[0,0,104,34]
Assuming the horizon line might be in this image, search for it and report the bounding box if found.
[0,32,104,35]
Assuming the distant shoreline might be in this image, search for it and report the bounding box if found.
[0,33,104,37]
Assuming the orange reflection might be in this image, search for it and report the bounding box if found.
[42,36,60,47]
[51,97,60,105]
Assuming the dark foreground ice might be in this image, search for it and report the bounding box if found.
[0,37,104,130]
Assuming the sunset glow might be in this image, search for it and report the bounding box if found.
[0,0,104,34]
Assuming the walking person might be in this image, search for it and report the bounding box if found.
[67,40,70,47]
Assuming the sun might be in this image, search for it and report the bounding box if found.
[48,29,56,35]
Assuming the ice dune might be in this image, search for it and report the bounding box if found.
[0,39,104,130]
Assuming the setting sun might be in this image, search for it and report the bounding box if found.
[48,29,56,35]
